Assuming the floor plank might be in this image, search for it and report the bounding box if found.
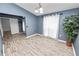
[4,34,74,56]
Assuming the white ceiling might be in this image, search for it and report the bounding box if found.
[16,3,79,16]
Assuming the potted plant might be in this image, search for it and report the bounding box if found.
[63,14,79,47]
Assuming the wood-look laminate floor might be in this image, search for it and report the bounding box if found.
[3,31,11,42]
[4,34,74,56]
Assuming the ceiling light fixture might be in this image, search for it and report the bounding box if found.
[35,3,43,13]
[35,9,39,13]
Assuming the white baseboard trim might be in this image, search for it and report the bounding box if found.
[26,33,38,38]
[57,39,66,43]
[36,34,44,36]
[37,34,66,43]
[3,44,5,56]
[72,44,76,56]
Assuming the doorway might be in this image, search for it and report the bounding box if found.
[18,19,23,32]
[1,18,11,41]
[18,18,26,35]
[0,13,26,56]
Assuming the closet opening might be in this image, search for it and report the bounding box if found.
[0,13,26,56]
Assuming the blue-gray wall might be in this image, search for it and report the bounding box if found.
[37,8,79,56]
[58,8,79,41]
[0,3,38,36]
[74,33,79,56]
[37,8,79,41]
[37,16,43,34]
[58,9,79,56]
[0,3,79,56]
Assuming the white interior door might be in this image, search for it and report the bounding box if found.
[10,18,19,34]
[43,14,59,39]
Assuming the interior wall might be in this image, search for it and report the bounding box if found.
[1,18,10,31]
[58,8,79,41]
[0,3,37,36]
[37,16,43,34]
[37,8,79,56]
[10,18,19,34]
[73,33,79,56]
[0,3,79,56]
[58,8,79,56]
[37,8,79,41]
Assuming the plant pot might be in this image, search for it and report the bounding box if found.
[66,39,72,47]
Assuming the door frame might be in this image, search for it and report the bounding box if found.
[22,17,27,36]
[0,13,27,56]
